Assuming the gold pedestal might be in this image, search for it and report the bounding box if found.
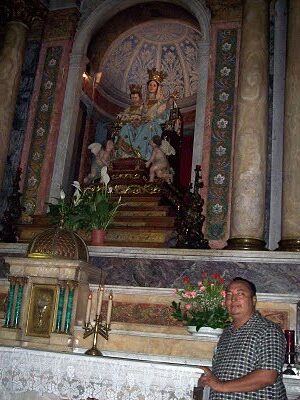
[277,239,300,252]
[85,347,103,356]
[225,238,267,251]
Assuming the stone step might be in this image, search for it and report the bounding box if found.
[102,241,166,248]
[114,216,175,228]
[116,195,162,208]
[117,195,162,202]
[16,184,177,247]
[18,224,176,246]
[118,209,169,217]
[120,199,161,208]
[17,225,48,243]
[106,226,174,244]
[77,226,175,246]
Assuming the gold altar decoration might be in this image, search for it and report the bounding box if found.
[26,226,89,262]
[26,284,58,338]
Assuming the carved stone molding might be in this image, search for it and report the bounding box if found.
[5,0,47,28]
[206,0,242,20]
[43,8,80,41]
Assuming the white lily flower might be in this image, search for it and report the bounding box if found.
[100,166,110,186]
[72,181,81,191]
[60,189,66,200]
[73,189,81,206]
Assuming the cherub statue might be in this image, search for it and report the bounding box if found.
[84,140,114,184]
[145,135,175,184]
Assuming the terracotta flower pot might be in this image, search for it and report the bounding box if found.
[91,229,106,246]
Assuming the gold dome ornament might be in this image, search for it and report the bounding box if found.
[26,226,89,262]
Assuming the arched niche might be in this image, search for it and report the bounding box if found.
[49,0,211,200]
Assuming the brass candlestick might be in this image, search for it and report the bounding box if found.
[83,314,110,356]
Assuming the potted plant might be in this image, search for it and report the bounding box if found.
[48,167,122,245]
[171,272,230,335]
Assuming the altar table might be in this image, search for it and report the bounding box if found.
[0,346,202,400]
[1,346,299,400]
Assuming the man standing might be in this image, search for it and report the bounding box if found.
[200,277,287,399]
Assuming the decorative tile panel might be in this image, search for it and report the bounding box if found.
[21,46,63,220]
[206,29,238,240]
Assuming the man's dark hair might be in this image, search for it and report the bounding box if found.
[232,277,257,297]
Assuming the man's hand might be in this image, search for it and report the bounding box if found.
[199,367,278,393]
[200,367,224,392]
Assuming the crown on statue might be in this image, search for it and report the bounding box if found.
[129,83,142,94]
[147,68,167,84]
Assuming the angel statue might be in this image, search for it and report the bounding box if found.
[84,139,114,184]
[145,135,175,184]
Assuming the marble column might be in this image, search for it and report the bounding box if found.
[278,0,300,251]
[227,0,269,250]
[0,0,46,192]
[0,21,28,191]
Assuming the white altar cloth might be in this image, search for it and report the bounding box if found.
[0,346,202,400]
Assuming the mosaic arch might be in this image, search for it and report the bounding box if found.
[99,19,202,109]
[49,0,211,201]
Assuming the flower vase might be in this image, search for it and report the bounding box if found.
[91,229,106,246]
[187,326,223,338]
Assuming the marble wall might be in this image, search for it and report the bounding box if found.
[1,245,300,295]
[88,252,300,295]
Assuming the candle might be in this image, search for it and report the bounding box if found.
[95,72,102,84]
[85,292,92,324]
[96,286,104,316]
[106,291,113,325]
[284,330,295,364]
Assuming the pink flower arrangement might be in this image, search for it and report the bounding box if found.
[171,272,230,330]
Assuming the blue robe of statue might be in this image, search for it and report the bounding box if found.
[119,99,169,159]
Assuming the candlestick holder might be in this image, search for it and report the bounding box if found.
[83,314,110,356]
[283,352,296,375]
[283,330,296,375]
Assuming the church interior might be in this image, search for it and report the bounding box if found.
[0,0,299,399]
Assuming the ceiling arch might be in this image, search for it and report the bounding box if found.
[97,19,202,108]
[74,0,210,54]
